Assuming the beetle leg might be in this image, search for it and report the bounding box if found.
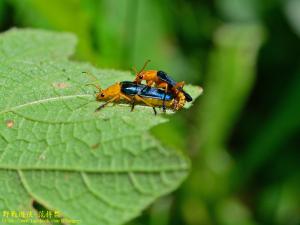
[162,93,167,113]
[119,93,137,112]
[131,100,135,112]
[173,99,179,111]
[119,93,136,111]
[140,84,151,94]
[156,82,168,89]
[134,95,154,107]
[163,85,168,112]
[152,107,157,115]
[134,95,157,115]
[157,83,168,112]
[174,81,185,90]
[95,95,119,111]
[146,80,154,87]
[120,93,132,102]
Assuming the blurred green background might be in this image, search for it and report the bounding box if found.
[1,0,299,224]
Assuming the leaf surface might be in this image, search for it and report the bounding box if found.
[0,29,201,225]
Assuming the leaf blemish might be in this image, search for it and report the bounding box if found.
[38,153,46,160]
[91,143,100,149]
[5,119,14,128]
[53,82,70,89]
[64,173,70,181]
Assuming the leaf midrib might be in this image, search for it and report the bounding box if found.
[0,94,92,115]
[0,165,189,173]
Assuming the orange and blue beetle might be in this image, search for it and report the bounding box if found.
[90,81,184,115]
[133,60,193,111]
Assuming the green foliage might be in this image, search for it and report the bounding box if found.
[285,0,300,37]
[9,0,197,81]
[200,24,264,154]
[179,24,265,225]
[233,71,300,186]
[0,29,201,225]
[1,0,300,224]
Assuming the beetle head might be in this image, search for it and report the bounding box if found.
[133,60,151,83]
[96,83,120,101]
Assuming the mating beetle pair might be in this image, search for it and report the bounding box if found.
[94,81,176,115]
[92,60,193,114]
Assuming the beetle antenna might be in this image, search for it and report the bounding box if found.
[82,71,102,91]
[131,66,138,74]
[138,59,151,74]
[82,71,101,83]
[86,83,102,91]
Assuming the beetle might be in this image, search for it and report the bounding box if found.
[90,81,186,114]
[133,60,193,111]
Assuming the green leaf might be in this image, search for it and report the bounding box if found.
[233,71,300,187]
[215,0,260,22]
[199,24,265,157]
[0,29,201,225]
[285,0,300,37]
[179,24,264,225]
[10,0,98,64]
